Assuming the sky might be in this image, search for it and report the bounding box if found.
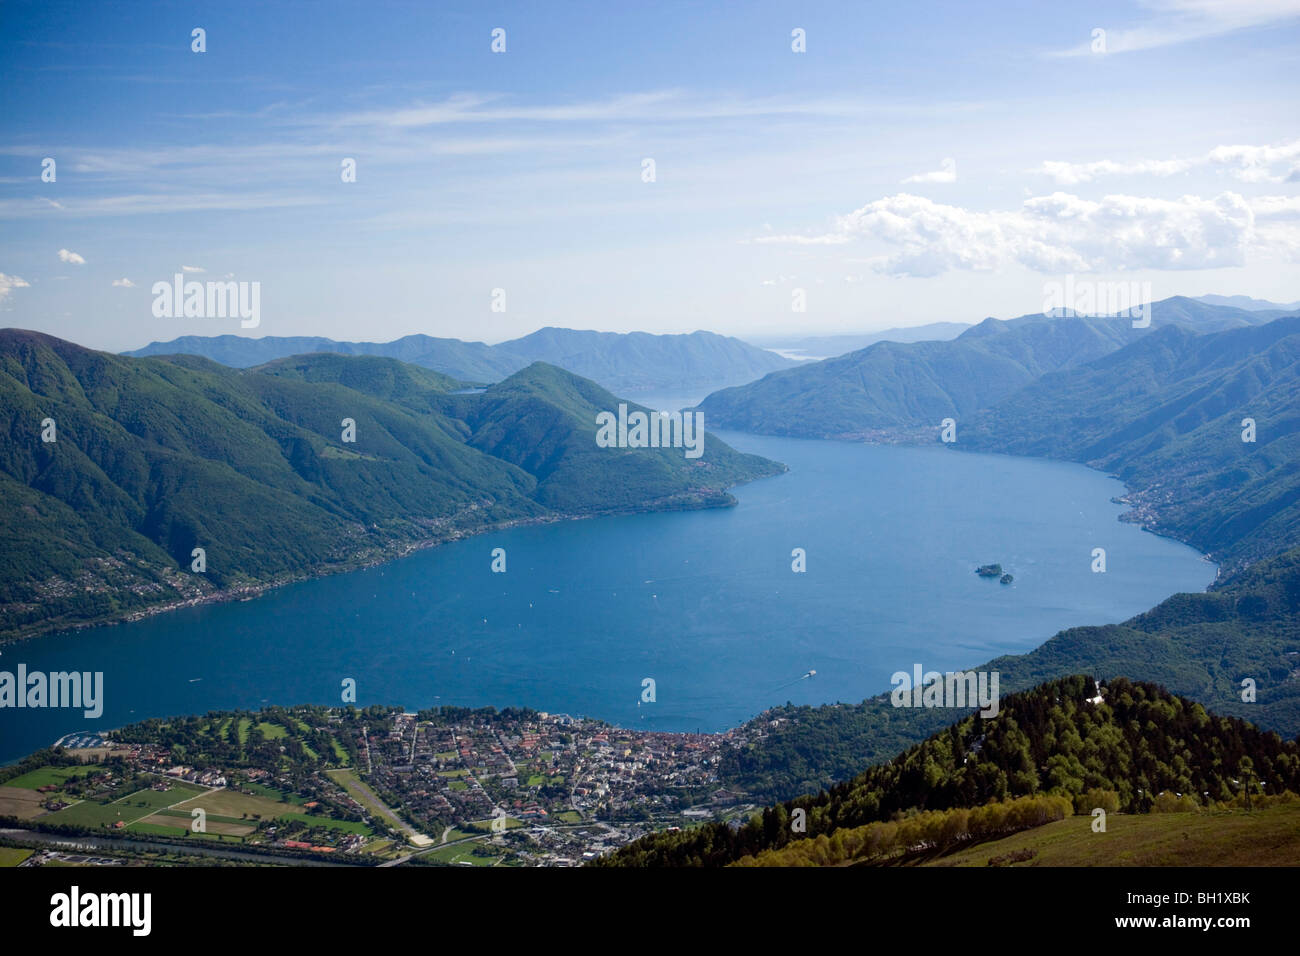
[1,0,1298,352]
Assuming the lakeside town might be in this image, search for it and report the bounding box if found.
[0,705,765,867]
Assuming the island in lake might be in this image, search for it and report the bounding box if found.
[975,564,1014,584]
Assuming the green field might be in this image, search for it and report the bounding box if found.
[5,765,101,790]
[421,841,502,866]
[920,805,1300,868]
[552,810,583,824]
[255,721,287,740]
[44,781,206,828]
[0,847,34,866]
[170,787,295,822]
[126,821,227,841]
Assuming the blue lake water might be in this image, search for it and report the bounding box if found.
[0,430,1217,763]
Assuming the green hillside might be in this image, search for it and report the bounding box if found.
[598,675,1300,867]
[0,330,783,641]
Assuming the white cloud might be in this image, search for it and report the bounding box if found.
[902,158,956,184]
[1038,157,1196,185]
[111,277,135,287]
[1207,140,1300,183]
[181,265,205,273]
[57,248,85,264]
[756,190,1285,276]
[0,273,31,302]
[1037,139,1300,185]
[1048,0,1300,56]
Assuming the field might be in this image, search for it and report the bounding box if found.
[44,781,207,829]
[419,841,504,866]
[0,847,34,867]
[0,786,49,820]
[135,807,258,837]
[170,787,296,822]
[5,765,101,789]
[918,805,1300,867]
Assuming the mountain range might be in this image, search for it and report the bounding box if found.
[963,317,1300,568]
[0,329,783,641]
[752,321,971,358]
[124,327,801,395]
[696,297,1289,438]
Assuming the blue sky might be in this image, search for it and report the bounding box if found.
[1,0,1298,351]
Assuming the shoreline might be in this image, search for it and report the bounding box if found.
[0,479,779,650]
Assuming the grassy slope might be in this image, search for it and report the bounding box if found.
[917,805,1300,867]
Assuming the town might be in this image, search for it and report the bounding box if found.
[0,704,765,867]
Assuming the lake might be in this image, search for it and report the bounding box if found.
[0,429,1217,763]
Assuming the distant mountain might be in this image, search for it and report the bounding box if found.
[963,314,1300,567]
[696,297,1283,438]
[755,321,971,359]
[124,327,799,395]
[1196,294,1300,312]
[0,330,783,641]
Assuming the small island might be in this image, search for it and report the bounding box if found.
[975,563,1003,577]
[1000,573,1014,585]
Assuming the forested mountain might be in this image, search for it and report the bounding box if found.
[125,327,799,394]
[598,675,1300,867]
[0,330,783,641]
[696,297,1285,437]
[963,316,1300,568]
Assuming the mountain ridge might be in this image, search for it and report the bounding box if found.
[0,329,784,642]
[124,326,799,395]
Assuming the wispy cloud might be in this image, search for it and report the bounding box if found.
[111,277,134,287]
[326,90,881,130]
[0,273,31,303]
[1047,0,1300,57]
